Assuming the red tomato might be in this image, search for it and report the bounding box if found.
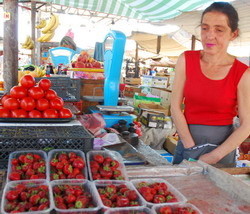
[20,74,36,88]
[28,86,45,99]
[28,110,42,118]
[45,89,57,100]
[43,109,58,118]
[50,97,64,110]
[0,94,11,105]
[36,98,49,111]
[11,109,28,118]
[10,86,27,99]
[58,108,73,118]
[3,98,20,110]
[0,108,11,117]
[20,97,36,111]
[38,79,52,91]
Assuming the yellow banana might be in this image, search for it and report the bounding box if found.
[25,37,32,47]
[35,19,47,29]
[26,40,34,50]
[23,36,30,45]
[41,31,55,42]
[41,14,56,34]
[49,14,59,31]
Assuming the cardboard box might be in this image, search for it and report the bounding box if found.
[139,103,170,116]
[164,136,178,155]
[80,79,104,97]
[141,114,172,129]
[139,103,172,128]
[124,85,141,97]
[124,78,141,85]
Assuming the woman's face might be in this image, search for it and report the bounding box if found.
[200,11,238,55]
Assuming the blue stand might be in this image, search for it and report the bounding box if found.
[89,31,135,127]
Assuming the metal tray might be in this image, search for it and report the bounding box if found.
[0,116,75,123]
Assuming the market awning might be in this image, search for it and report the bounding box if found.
[128,31,187,56]
[0,0,212,22]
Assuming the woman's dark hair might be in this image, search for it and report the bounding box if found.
[60,36,77,51]
[201,2,239,32]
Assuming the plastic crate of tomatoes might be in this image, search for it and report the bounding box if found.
[0,125,93,169]
[152,203,202,214]
[104,207,152,214]
[51,179,102,213]
[93,180,146,212]
[86,150,128,181]
[0,179,53,214]
[7,150,48,182]
[130,178,187,207]
[35,77,81,102]
[47,149,87,180]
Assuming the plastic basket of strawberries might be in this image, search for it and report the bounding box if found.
[48,149,87,181]
[7,150,48,182]
[152,203,203,214]
[87,150,128,181]
[130,178,187,207]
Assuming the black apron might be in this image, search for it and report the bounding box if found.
[173,124,235,164]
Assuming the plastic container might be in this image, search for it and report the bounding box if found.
[51,179,102,214]
[7,150,48,182]
[131,178,187,207]
[104,206,152,214]
[93,180,146,211]
[1,179,53,214]
[47,149,87,181]
[87,150,128,181]
[151,202,203,214]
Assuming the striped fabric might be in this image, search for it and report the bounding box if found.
[1,0,212,22]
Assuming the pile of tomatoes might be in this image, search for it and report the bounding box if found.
[135,181,178,204]
[8,153,46,181]
[0,75,72,118]
[4,183,50,213]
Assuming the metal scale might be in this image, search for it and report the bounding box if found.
[88,30,135,127]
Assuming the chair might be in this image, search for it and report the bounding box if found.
[49,47,77,67]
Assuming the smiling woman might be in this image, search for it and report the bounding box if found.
[170,2,250,166]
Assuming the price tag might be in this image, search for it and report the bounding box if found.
[4,12,11,20]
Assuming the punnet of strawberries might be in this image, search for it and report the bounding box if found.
[49,151,86,180]
[4,182,50,213]
[52,183,96,210]
[136,181,178,204]
[89,153,125,180]
[96,183,141,208]
[158,205,199,214]
[8,152,46,181]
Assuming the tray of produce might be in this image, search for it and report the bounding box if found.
[87,150,129,181]
[48,149,87,180]
[130,178,187,207]
[7,150,48,182]
[152,203,202,214]
[68,68,104,72]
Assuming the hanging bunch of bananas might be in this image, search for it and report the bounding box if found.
[35,19,47,29]
[37,13,59,43]
[21,36,34,50]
